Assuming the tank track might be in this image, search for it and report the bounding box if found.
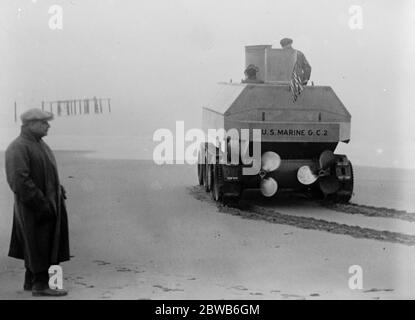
[189,185,415,246]
[329,160,354,203]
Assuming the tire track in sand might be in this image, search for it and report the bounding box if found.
[188,186,415,246]
[321,202,415,222]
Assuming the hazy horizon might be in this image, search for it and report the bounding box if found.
[1,0,414,169]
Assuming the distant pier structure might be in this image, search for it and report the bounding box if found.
[14,97,111,122]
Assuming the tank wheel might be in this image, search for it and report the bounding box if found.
[204,163,213,192]
[198,164,204,186]
[221,183,242,206]
[325,159,354,203]
[211,164,223,202]
[202,157,208,191]
[197,152,204,186]
[334,161,354,203]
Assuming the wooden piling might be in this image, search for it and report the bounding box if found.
[84,99,89,114]
[37,97,111,117]
[94,97,98,114]
[66,101,70,115]
[99,99,103,113]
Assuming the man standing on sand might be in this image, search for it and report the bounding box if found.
[280,37,312,85]
[5,108,70,297]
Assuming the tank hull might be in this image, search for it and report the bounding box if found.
[199,82,353,203]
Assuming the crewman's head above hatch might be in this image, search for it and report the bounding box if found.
[280,38,293,48]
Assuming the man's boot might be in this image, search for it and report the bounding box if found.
[32,270,68,297]
[23,269,33,291]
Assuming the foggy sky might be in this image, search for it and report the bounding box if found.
[0,0,414,168]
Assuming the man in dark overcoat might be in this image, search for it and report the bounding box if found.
[5,108,70,297]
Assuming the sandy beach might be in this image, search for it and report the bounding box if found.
[1,0,415,304]
[1,150,415,300]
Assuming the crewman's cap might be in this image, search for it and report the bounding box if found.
[280,38,293,47]
[20,108,54,124]
[244,64,259,73]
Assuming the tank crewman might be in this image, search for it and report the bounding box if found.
[280,38,311,85]
[5,108,70,297]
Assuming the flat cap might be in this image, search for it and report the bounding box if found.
[280,38,293,47]
[20,108,54,124]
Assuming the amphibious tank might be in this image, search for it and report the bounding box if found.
[198,45,353,203]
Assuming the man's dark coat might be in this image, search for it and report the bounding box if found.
[5,127,70,273]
